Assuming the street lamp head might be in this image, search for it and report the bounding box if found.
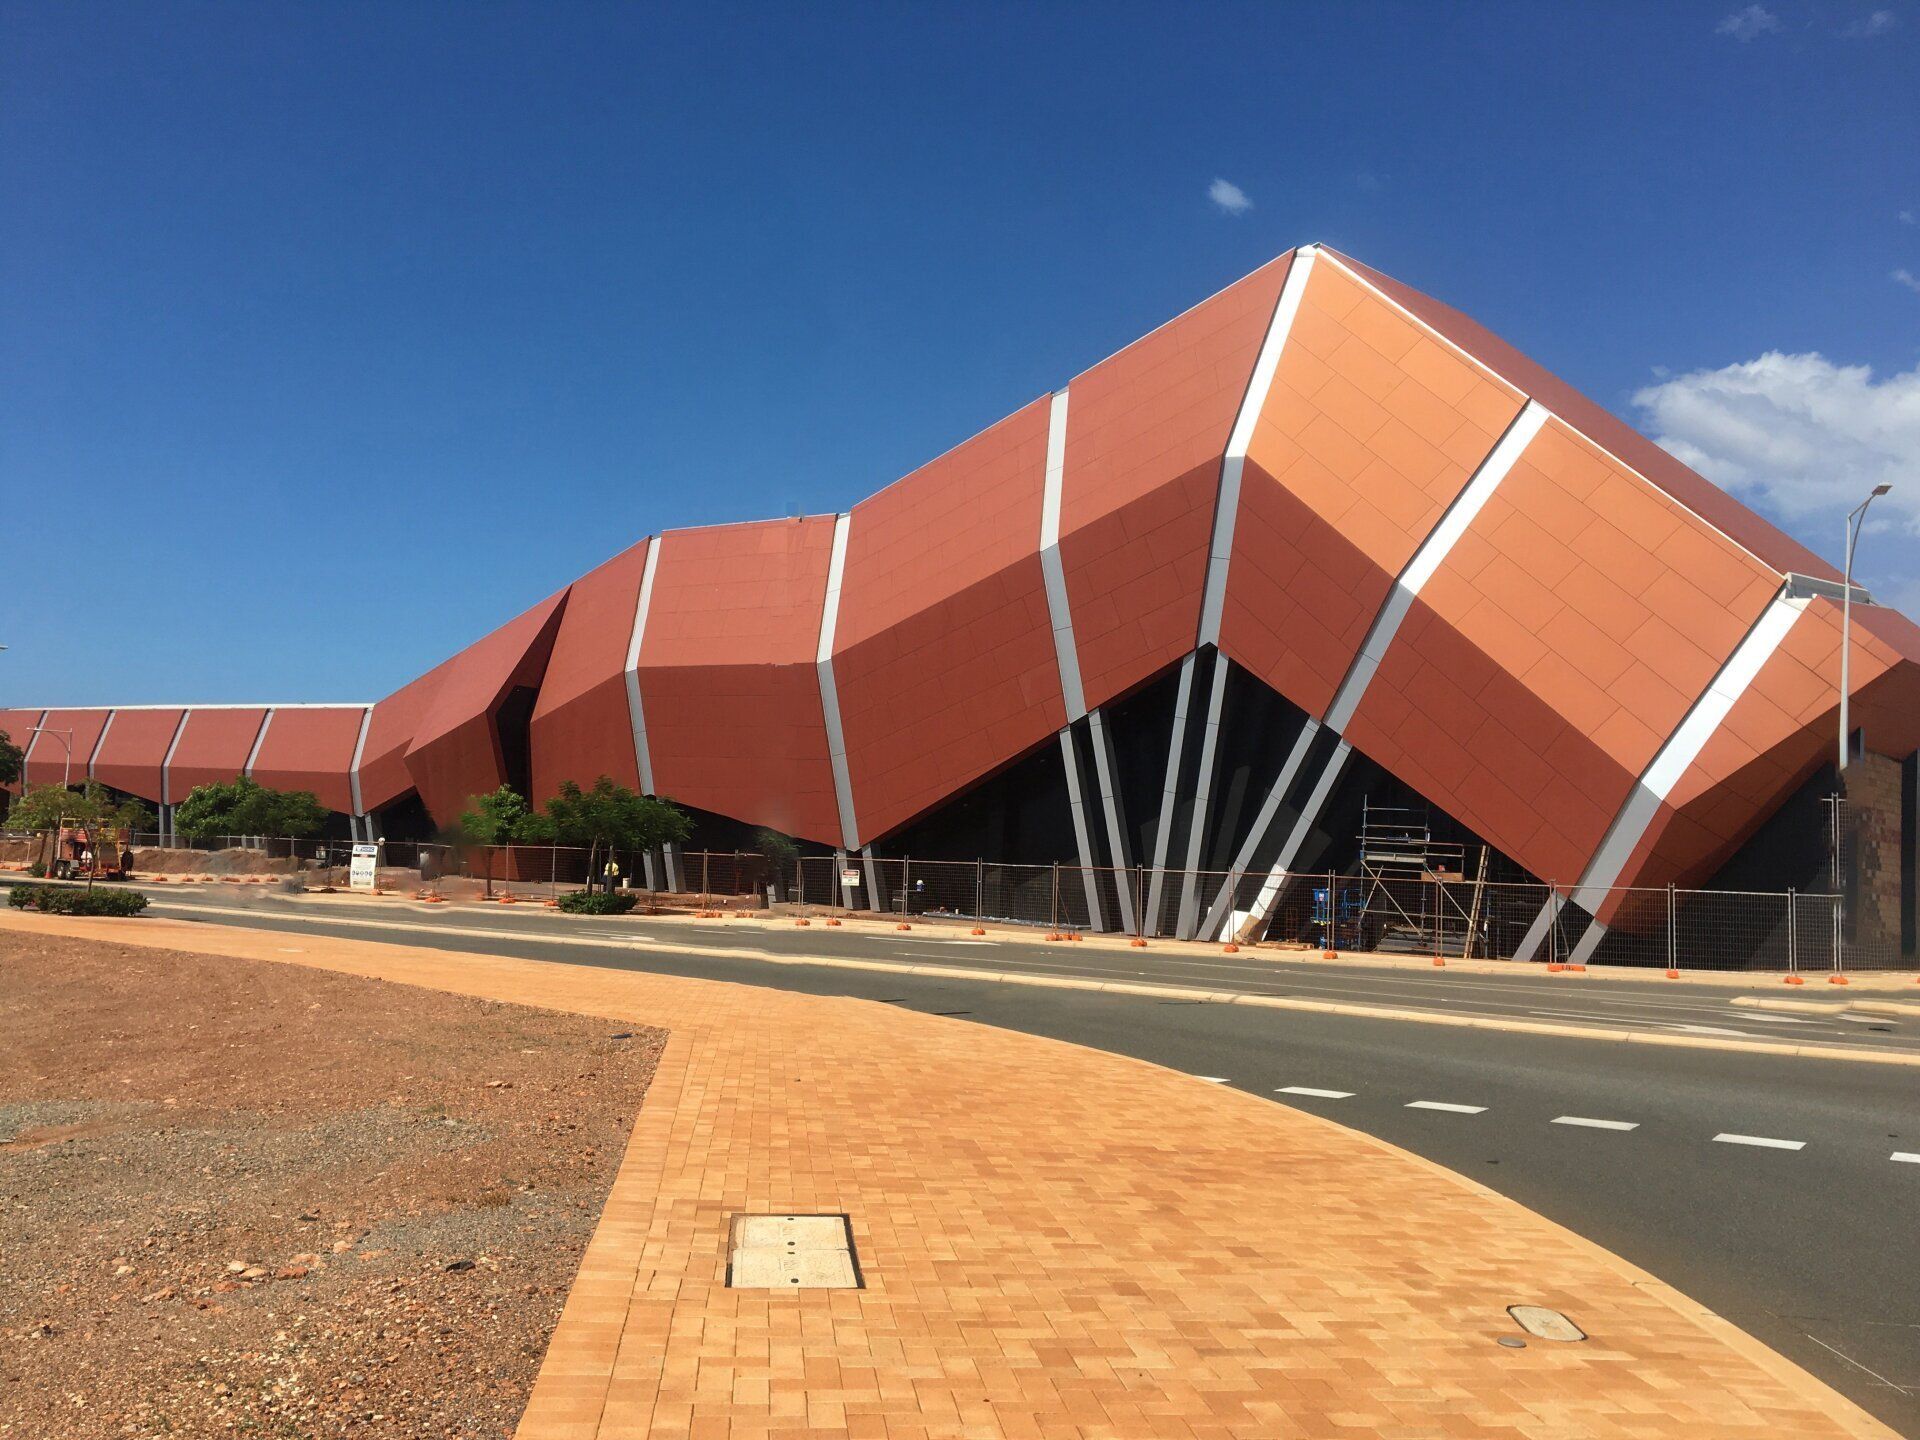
[1870,483,1891,497]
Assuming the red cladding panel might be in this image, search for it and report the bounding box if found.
[358,664,450,814]
[834,399,1063,840]
[1220,260,1524,717]
[248,708,367,815]
[1343,419,1779,889]
[530,539,650,804]
[638,519,840,843]
[92,709,186,803]
[404,590,568,825]
[1611,599,1920,893]
[25,709,114,788]
[1327,247,1838,584]
[1059,254,1293,710]
[168,709,271,798]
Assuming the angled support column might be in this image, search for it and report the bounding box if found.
[1087,709,1134,932]
[160,710,190,848]
[1059,728,1106,931]
[86,710,115,781]
[1174,657,1229,939]
[347,705,373,840]
[1144,654,1198,931]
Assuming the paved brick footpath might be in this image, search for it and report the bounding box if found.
[2,912,1890,1439]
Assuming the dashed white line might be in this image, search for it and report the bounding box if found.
[1713,1133,1805,1151]
[1194,1076,1231,1084]
[1892,1152,1920,1165]
[1552,1116,1639,1131]
[1407,1101,1485,1114]
[1277,1086,1353,1099]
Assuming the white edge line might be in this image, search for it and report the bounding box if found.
[1552,1116,1639,1131]
[1277,1086,1353,1099]
[1407,1101,1486,1114]
[1713,1133,1805,1150]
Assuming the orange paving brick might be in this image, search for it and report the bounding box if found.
[1,911,1891,1440]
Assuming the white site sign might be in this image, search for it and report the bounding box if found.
[841,868,861,887]
[349,842,379,892]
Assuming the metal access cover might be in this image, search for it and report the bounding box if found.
[727,1213,860,1290]
[1508,1305,1585,1342]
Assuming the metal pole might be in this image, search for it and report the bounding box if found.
[1051,861,1060,932]
[1667,883,1676,973]
[1788,888,1797,972]
[976,857,984,923]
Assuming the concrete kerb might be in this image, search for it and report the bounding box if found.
[141,898,1920,1068]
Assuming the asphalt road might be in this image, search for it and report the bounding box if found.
[32,886,1920,1432]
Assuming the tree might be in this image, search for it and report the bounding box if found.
[455,786,554,895]
[543,777,690,891]
[0,729,21,791]
[9,782,152,887]
[174,777,327,842]
[751,827,800,899]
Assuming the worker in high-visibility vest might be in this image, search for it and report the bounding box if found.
[603,858,621,895]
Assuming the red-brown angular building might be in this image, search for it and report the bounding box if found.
[6,246,1917,963]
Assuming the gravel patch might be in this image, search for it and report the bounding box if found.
[0,931,664,1439]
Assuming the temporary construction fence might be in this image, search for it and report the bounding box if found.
[784,855,1905,974]
[78,832,1908,974]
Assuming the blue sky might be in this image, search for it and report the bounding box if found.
[2,1,1916,704]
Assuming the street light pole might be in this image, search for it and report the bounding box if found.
[1838,484,1892,775]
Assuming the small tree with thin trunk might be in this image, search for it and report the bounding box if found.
[456,786,552,896]
[543,777,690,894]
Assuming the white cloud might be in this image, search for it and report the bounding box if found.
[1894,268,1920,294]
[1633,352,1920,602]
[1353,170,1386,194]
[1902,210,1917,226]
[1717,4,1780,39]
[1207,177,1252,216]
[1841,8,1897,35]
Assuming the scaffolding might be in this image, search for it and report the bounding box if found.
[1353,800,1488,957]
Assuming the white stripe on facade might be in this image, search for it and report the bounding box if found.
[347,706,373,819]
[1039,388,1087,722]
[1562,589,1808,965]
[1196,245,1319,649]
[1059,729,1106,930]
[243,709,274,778]
[624,537,663,796]
[816,512,860,850]
[1324,403,1550,732]
[1225,403,1550,940]
[87,711,115,780]
[160,709,191,806]
[1143,654,1196,928]
[1087,709,1135,932]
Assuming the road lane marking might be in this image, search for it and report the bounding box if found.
[1668,1024,1757,1038]
[1552,1116,1638,1131]
[1407,1101,1485,1114]
[1892,1152,1920,1164]
[1194,1076,1230,1083]
[1277,1086,1353,1099]
[1713,1133,1804,1150]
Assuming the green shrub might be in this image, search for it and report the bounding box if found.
[554,890,638,915]
[26,863,46,878]
[8,884,149,917]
